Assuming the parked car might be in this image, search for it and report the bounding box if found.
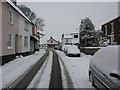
[61,45,71,53]
[64,45,71,54]
[66,45,80,57]
[62,45,65,51]
[89,46,119,89]
[54,46,60,50]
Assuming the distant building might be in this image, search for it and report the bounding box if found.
[47,36,59,48]
[62,35,72,45]
[71,32,79,46]
[30,24,40,52]
[101,16,120,45]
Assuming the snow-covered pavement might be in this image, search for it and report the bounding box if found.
[56,50,94,88]
[2,49,45,88]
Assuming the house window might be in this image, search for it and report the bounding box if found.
[24,36,28,47]
[8,8,13,24]
[74,35,78,38]
[111,23,114,34]
[24,21,28,31]
[105,26,107,35]
[51,40,53,43]
[8,33,13,49]
[66,39,68,43]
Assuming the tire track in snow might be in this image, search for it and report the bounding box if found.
[31,52,50,89]
[58,54,75,89]
[28,50,53,89]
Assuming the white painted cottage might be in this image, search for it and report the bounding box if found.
[71,32,79,45]
[18,15,33,56]
[62,35,72,45]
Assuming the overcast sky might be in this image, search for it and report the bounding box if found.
[17,1,118,44]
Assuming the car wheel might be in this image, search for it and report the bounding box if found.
[89,72,96,87]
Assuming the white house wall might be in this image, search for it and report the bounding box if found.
[18,16,32,53]
[71,33,79,44]
[62,38,72,45]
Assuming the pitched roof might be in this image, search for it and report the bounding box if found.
[6,0,32,23]
[47,36,58,43]
[102,16,120,26]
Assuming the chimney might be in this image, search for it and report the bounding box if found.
[11,0,17,6]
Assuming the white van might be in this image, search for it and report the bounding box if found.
[89,46,119,89]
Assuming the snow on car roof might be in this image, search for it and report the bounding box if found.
[6,0,32,23]
[91,45,119,76]
[67,45,80,53]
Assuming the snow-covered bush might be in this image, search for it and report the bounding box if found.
[79,18,96,47]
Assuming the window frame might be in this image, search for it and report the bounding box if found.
[105,25,107,35]
[74,35,78,38]
[24,36,28,47]
[66,39,68,43]
[111,22,114,34]
[24,21,28,31]
[118,19,120,32]
[51,40,53,43]
[8,8,13,24]
[7,33,13,49]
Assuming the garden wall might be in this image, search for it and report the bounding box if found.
[80,47,101,55]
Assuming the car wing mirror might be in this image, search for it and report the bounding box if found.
[110,70,120,79]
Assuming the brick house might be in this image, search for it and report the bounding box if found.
[101,16,120,45]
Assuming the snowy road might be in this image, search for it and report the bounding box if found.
[1,49,94,89]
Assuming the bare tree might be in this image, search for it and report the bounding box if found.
[18,4,45,31]
[34,17,45,31]
[18,5,36,21]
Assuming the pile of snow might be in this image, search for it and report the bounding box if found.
[56,50,93,88]
[2,49,45,88]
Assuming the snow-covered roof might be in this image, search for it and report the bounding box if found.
[6,0,32,23]
[71,32,79,34]
[63,35,72,39]
[37,30,45,36]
